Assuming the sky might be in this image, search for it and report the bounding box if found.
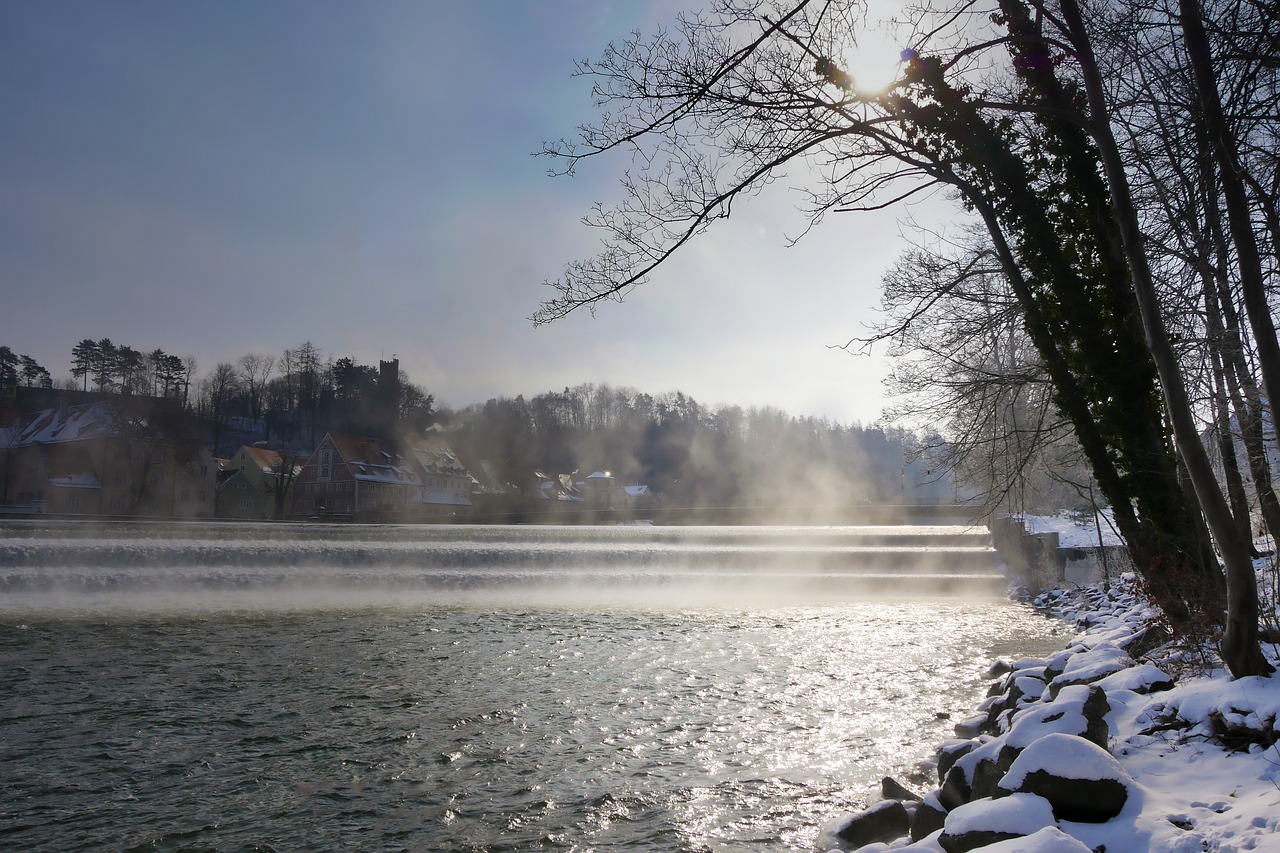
[2,1,940,425]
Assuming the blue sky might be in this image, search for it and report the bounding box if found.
[3,1,923,424]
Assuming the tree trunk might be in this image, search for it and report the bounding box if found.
[1180,0,1280,456]
[1196,131,1280,545]
[1061,0,1270,677]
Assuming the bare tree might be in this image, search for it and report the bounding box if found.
[238,352,276,423]
[536,0,1271,673]
[869,232,1088,516]
[201,362,242,458]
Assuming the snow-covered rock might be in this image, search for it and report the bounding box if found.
[1003,684,1110,751]
[822,572,1280,852]
[939,792,1056,852]
[828,799,911,848]
[1047,643,1136,695]
[978,825,1093,852]
[999,733,1132,822]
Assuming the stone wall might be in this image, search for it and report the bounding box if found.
[989,516,1130,592]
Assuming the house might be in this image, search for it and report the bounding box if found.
[533,471,584,504]
[0,399,216,518]
[217,445,303,520]
[581,470,615,509]
[617,484,658,511]
[291,431,472,521]
[404,431,474,518]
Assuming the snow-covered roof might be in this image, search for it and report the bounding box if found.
[326,433,424,487]
[17,402,119,445]
[239,445,286,475]
[48,472,100,489]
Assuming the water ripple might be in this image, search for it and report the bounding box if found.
[0,525,1064,851]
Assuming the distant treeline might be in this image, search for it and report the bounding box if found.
[440,383,926,507]
[5,340,933,508]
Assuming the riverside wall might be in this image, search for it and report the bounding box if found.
[988,516,1128,593]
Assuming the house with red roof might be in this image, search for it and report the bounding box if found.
[217,444,304,520]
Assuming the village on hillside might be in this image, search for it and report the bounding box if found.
[0,387,662,524]
[0,346,969,524]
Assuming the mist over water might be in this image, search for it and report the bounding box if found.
[0,522,1009,614]
[0,522,1063,851]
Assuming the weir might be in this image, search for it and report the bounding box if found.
[0,521,1012,611]
[464,502,982,526]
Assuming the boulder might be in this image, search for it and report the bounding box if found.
[979,826,1094,852]
[999,733,1133,823]
[987,659,1015,678]
[1041,647,1079,683]
[1004,685,1110,751]
[881,776,923,802]
[939,764,971,812]
[1095,662,1174,695]
[911,792,948,841]
[833,799,910,848]
[1047,644,1135,696]
[1013,674,1048,706]
[943,740,1004,808]
[1010,657,1050,672]
[936,739,978,785]
[969,756,1005,801]
[938,793,1056,853]
[954,712,991,738]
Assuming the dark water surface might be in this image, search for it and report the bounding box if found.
[0,523,1064,851]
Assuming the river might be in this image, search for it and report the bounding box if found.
[0,522,1064,851]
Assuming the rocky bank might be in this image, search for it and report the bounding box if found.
[817,576,1280,852]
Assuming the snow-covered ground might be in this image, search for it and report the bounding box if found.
[819,565,1280,852]
[1023,512,1123,549]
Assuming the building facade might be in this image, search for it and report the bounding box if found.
[1,400,216,518]
[291,431,473,521]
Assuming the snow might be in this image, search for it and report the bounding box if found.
[48,473,100,489]
[979,826,1093,852]
[1048,643,1134,688]
[1003,685,1099,749]
[1157,675,1280,731]
[1002,732,1131,787]
[944,792,1056,835]
[1022,512,1122,548]
[821,569,1280,853]
[1093,662,1173,694]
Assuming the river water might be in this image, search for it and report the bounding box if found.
[0,522,1064,852]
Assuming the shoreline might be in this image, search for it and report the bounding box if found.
[819,575,1280,852]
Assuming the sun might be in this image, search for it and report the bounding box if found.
[840,34,905,95]
[832,8,909,96]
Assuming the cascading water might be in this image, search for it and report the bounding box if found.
[0,522,1012,612]
[0,522,1063,851]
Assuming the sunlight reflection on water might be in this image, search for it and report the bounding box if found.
[0,523,1066,851]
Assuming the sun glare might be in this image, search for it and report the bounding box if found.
[840,32,906,95]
